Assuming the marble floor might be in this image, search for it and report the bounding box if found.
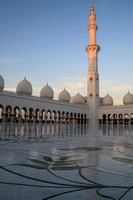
[0,123,133,200]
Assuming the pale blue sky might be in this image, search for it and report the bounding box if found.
[0,0,133,104]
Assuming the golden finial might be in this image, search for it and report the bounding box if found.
[24,76,26,80]
[47,82,48,86]
[91,1,94,14]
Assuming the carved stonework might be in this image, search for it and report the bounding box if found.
[89,14,96,21]
[86,45,100,54]
[88,24,98,31]
[89,93,93,97]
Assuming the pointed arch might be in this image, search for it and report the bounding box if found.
[124,113,129,125]
[21,107,27,123]
[102,114,106,124]
[0,104,3,122]
[14,106,20,123]
[113,114,117,125]
[35,108,40,123]
[119,114,123,124]
[5,105,12,122]
[42,109,46,123]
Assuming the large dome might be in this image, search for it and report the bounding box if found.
[40,83,54,99]
[16,76,32,95]
[73,92,84,104]
[0,75,4,90]
[58,88,70,102]
[123,91,133,105]
[103,94,113,105]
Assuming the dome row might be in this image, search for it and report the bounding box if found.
[103,94,113,105]
[1,75,133,105]
[102,91,133,105]
[0,75,85,104]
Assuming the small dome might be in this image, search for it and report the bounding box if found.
[73,92,84,104]
[103,93,113,105]
[40,83,54,99]
[0,75,4,90]
[58,88,70,102]
[123,91,133,105]
[16,76,32,95]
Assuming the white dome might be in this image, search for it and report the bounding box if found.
[40,83,54,99]
[123,91,133,105]
[16,76,32,95]
[0,75,4,90]
[73,92,84,104]
[103,94,113,105]
[58,88,70,102]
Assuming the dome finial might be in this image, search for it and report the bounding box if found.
[91,1,94,14]
[64,87,65,90]
[47,82,48,86]
[24,76,26,80]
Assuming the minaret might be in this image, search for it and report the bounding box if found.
[86,3,100,124]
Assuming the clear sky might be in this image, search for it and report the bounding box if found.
[0,0,133,104]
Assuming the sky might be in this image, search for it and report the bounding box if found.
[0,0,133,105]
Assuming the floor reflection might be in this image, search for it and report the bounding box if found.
[1,123,133,142]
[0,123,87,142]
[100,124,133,137]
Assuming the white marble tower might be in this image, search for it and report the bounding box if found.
[86,3,100,124]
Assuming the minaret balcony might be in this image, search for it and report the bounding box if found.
[88,24,98,31]
[86,45,100,54]
[89,14,96,21]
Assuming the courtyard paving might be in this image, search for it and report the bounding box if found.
[0,123,133,200]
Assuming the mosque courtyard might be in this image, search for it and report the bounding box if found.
[0,123,133,200]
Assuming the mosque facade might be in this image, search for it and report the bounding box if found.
[0,4,133,125]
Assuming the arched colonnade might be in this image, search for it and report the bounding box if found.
[100,113,133,125]
[0,105,87,124]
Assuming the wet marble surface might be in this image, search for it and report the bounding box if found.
[0,123,133,200]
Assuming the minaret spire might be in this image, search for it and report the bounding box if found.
[91,2,94,14]
[86,3,100,124]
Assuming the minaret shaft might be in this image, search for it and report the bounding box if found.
[86,4,100,124]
